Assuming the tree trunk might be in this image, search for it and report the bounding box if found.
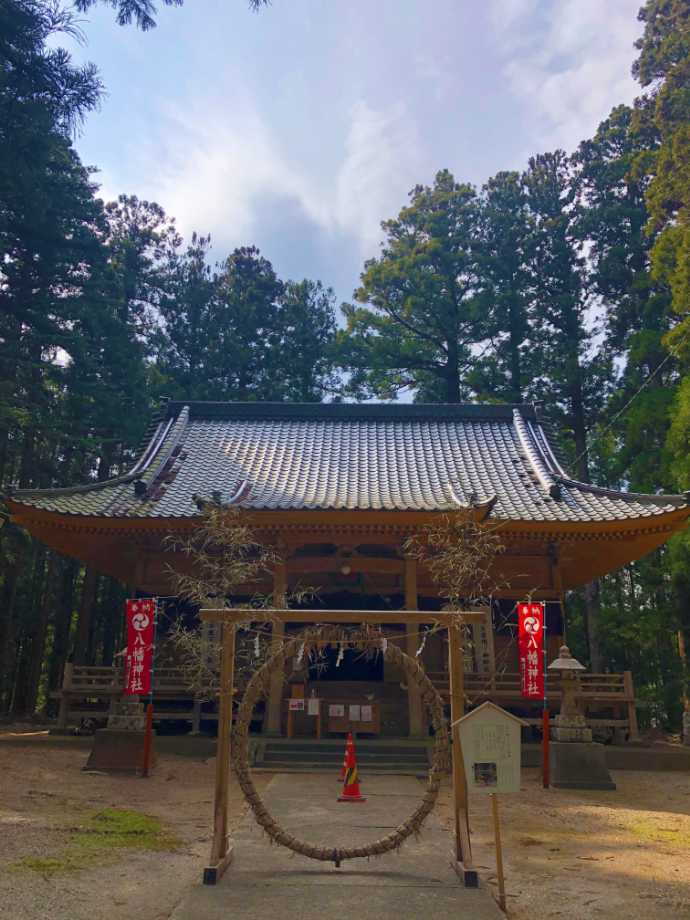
[584,579,603,672]
[0,539,22,713]
[507,293,523,402]
[101,578,122,667]
[74,568,98,665]
[26,554,58,714]
[445,337,461,402]
[10,547,46,715]
[47,560,78,712]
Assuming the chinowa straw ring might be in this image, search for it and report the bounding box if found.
[231,626,450,867]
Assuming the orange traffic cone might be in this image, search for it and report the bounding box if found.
[339,732,354,781]
[338,734,366,803]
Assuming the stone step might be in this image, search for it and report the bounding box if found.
[262,745,428,756]
[258,740,430,773]
[253,762,428,774]
[261,742,430,755]
[259,756,429,772]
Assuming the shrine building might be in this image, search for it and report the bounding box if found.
[7,401,689,741]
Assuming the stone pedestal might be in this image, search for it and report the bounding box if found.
[107,697,146,731]
[551,713,592,743]
[549,741,616,790]
[83,728,156,772]
[83,697,156,773]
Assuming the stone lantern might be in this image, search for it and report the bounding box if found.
[547,645,615,790]
[548,645,591,743]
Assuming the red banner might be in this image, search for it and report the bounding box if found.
[124,598,156,695]
[518,602,544,699]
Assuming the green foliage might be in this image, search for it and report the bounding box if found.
[155,242,337,402]
[474,171,533,402]
[75,0,182,31]
[1,0,688,729]
[522,150,603,480]
[74,0,269,30]
[340,170,486,402]
[0,0,335,715]
[633,0,690,387]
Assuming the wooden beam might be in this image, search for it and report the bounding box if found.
[205,622,235,884]
[200,608,488,626]
[265,562,287,735]
[448,621,477,887]
[286,557,404,575]
[404,557,425,739]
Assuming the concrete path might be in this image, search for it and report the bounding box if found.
[171,773,501,920]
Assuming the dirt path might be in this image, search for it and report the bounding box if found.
[1,733,689,920]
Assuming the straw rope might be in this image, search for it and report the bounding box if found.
[231,627,450,867]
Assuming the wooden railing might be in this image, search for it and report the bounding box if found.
[54,664,639,740]
[54,664,219,733]
[427,670,639,739]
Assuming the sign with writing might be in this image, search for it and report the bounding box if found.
[360,705,372,722]
[518,602,544,699]
[456,702,525,795]
[124,599,155,695]
[307,698,320,716]
[329,704,345,717]
[288,699,305,711]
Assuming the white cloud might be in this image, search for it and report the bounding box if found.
[108,92,424,262]
[132,94,330,245]
[490,0,642,152]
[335,100,425,256]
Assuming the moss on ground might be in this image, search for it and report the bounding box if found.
[629,817,690,848]
[17,856,77,875]
[13,807,179,875]
[74,807,178,852]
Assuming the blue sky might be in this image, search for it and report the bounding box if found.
[68,0,643,306]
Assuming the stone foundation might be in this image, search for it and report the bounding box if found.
[550,741,616,790]
[551,714,592,743]
[83,696,155,772]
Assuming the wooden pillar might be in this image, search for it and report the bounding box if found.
[404,557,425,738]
[205,622,236,884]
[265,559,287,736]
[449,620,477,886]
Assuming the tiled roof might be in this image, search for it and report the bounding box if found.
[7,401,689,523]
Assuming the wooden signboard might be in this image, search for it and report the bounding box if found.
[455,702,526,912]
[456,701,525,795]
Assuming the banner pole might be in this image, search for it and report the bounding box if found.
[542,601,549,789]
[141,598,158,778]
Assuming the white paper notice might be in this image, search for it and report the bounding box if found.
[349,704,361,721]
[329,704,344,717]
[475,724,511,761]
[360,705,372,722]
[307,698,320,716]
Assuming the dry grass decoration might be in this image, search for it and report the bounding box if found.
[166,506,504,866]
[406,512,506,679]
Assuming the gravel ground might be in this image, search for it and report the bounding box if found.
[0,730,271,920]
[437,767,690,919]
[1,731,689,920]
